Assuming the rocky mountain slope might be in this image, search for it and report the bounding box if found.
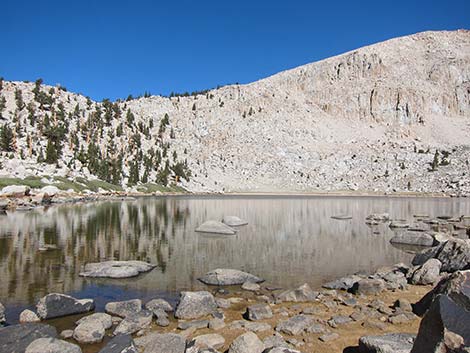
[0,30,469,194]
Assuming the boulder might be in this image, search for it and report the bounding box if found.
[352,279,385,295]
[275,315,314,335]
[390,232,434,247]
[177,319,209,330]
[359,333,416,353]
[275,283,318,302]
[19,309,40,323]
[105,299,142,318]
[228,332,264,353]
[1,185,30,197]
[412,238,470,273]
[414,270,470,316]
[40,185,60,196]
[76,312,113,329]
[113,310,153,335]
[366,213,390,222]
[195,221,236,235]
[222,216,248,227]
[175,291,217,319]
[36,293,94,319]
[411,259,442,285]
[389,221,410,229]
[192,333,225,349]
[241,282,260,291]
[0,323,57,353]
[246,304,273,321]
[138,333,186,353]
[79,261,156,278]
[25,337,82,353]
[199,269,263,286]
[73,320,105,344]
[263,334,291,349]
[98,334,137,353]
[411,294,470,353]
[145,298,173,313]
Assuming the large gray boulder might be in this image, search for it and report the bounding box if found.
[105,299,142,318]
[139,333,186,353]
[275,315,314,335]
[275,283,318,302]
[98,334,137,353]
[79,261,156,278]
[113,310,153,335]
[76,313,113,329]
[390,232,434,247]
[199,269,263,286]
[412,238,470,272]
[175,291,217,319]
[36,293,94,319]
[0,323,57,353]
[411,259,442,285]
[359,333,416,353]
[222,216,248,227]
[228,332,264,353]
[25,337,82,353]
[195,221,236,235]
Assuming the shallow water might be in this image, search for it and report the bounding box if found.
[1,195,469,324]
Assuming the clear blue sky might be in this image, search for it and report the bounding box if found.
[2,0,469,101]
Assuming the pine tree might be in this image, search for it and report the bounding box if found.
[45,139,58,164]
[0,96,6,117]
[0,124,14,152]
[15,89,24,110]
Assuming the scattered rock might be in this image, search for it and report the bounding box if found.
[228,332,264,353]
[359,333,416,353]
[36,293,94,319]
[209,318,226,330]
[98,334,137,353]
[177,320,209,330]
[145,298,173,313]
[76,312,113,329]
[276,283,318,302]
[263,333,291,349]
[199,269,263,286]
[352,278,385,295]
[1,185,30,197]
[394,298,413,313]
[244,321,272,332]
[79,261,156,278]
[222,216,248,227]
[366,213,390,222]
[195,221,236,235]
[138,333,186,353]
[319,332,340,342]
[246,304,273,321]
[19,309,40,323]
[192,333,225,349]
[113,310,152,335]
[241,282,260,291]
[73,319,105,344]
[323,275,362,290]
[175,291,217,320]
[40,185,60,196]
[215,298,231,309]
[0,323,58,353]
[25,337,82,353]
[105,299,142,318]
[276,315,314,335]
[411,259,442,285]
[265,348,301,353]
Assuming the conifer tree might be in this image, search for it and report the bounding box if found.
[0,124,14,152]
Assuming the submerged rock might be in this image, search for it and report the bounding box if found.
[25,337,82,353]
[98,334,137,353]
[199,269,263,286]
[390,232,434,247]
[366,213,390,222]
[79,261,156,278]
[195,221,236,235]
[331,214,352,220]
[0,323,57,353]
[359,333,415,353]
[175,291,217,320]
[222,216,248,227]
[36,293,94,319]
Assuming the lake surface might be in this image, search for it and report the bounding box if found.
[1,195,470,322]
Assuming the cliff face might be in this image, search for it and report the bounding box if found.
[1,30,469,194]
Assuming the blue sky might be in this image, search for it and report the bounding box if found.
[2,0,469,101]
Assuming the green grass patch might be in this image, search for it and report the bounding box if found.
[0,177,47,189]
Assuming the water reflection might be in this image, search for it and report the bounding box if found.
[0,196,469,309]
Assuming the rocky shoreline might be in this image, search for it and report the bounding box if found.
[0,234,469,353]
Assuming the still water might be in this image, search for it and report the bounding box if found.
[1,195,469,321]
